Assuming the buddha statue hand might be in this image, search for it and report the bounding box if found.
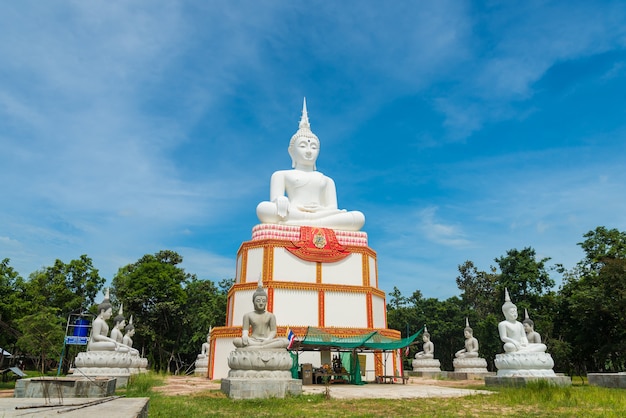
[275,196,289,218]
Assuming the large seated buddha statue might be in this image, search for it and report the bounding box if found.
[72,289,140,385]
[256,99,365,231]
[498,289,547,353]
[493,289,555,377]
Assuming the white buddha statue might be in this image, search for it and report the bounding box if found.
[256,99,365,231]
[87,289,135,353]
[414,328,434,359]
[455,318,479,359]
[498,289,547,353]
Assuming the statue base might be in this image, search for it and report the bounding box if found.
[485,375,572,387]
[494,352,556,377]
[221,378,302,399]
[71,351,148,387]
[227,348,293,377]
[14,377,117,398]
[412,358,441,372]
[453,357,489,373]
[588,372,626,389]
[194,357,208,377]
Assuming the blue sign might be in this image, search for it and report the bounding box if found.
[65,336,89,345]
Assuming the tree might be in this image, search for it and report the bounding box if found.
[112,250,192,372]
[577,226,626,273]
[495,247,554,307]
[455,260,498,318]
[0,259,26,351]
[24,255,105,316]
[555,227,626,373]
[15,307,65,373]
[178,277,232,370]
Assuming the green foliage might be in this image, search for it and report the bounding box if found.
[179,277,232,367]
[113,250,192,372]
[553,226,626,373]
[495,247,554,307]
[0,258,26,349]
[24,255,105,316]
[577,226,626,273]
[15,307,65,373]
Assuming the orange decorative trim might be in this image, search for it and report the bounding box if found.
[267,287,274,312]
[286,227,351,263]
[227,281,386,298]
[211,325,401,340]
[318,291,325,327]
[208,339,216,379]
[225,296,231,326]
[373,257,378,288]
[366,292,373,328]
[374,351,383,377]
[240,251,248,284]
[362,253,370,287]
[316,262,322,283]
[239,239,377,259]
[263,246,274,281]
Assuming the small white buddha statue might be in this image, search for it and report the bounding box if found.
[256,99,365,231]
[455,318,479,358]
[414,326,434,359]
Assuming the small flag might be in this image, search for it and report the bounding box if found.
[286,327,296,349]
[404,345,410,357]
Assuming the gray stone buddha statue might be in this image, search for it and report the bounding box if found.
[523,309,542,344]
[88,289,133,353]
[232,281,289,349]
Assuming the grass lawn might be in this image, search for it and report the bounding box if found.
[119,373,626,417]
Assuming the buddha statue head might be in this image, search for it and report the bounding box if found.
[288,98,320,169]
[252,278,268,312]
[97,288,113,318]
[502,288,518,321]
[464,318,473,338]
[114,303,126,328]
[522,309,535,330]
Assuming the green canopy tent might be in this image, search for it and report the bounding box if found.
[290,327,423,384]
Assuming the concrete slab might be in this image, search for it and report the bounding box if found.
[447,372,495,380]
[0,397,149,417]
[588,372,626,389]
[485,376,572,387]
[221,378,302,399]
[302,382,492,399]
[14,377,116,398]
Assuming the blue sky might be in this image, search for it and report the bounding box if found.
[1,1,625,300]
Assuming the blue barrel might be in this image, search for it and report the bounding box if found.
[73,318,90,337]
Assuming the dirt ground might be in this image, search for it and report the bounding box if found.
[152,375,485,396]
[153,375,222,395]
[0,376,485,398]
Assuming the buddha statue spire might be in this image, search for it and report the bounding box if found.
[300,97,310,129]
